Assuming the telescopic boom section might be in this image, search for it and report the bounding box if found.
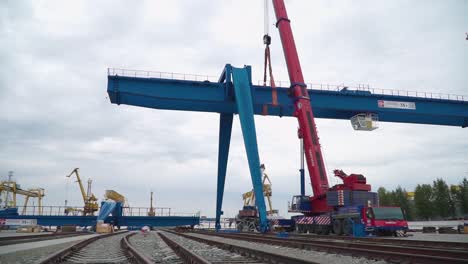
[272,0,329,212]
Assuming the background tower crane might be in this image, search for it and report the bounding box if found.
[66,168,98,216]
[236,164,278,232]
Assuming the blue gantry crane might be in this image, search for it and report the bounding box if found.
[107,64,468,232]
[107,0,467,234]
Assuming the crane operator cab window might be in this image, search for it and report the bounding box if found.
[371,207,405,220]
[366,208,375,220]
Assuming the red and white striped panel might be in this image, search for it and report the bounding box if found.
[296,216,314,225]
[313,216,331,225]
[296,216,331,225]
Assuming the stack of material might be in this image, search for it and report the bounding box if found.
[60,225,77,232]
[16,225,41,233]
[96,220,113,233]
[327,190,378,206]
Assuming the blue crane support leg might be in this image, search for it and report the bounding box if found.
[215,113,233,231]
[231,66,269,233]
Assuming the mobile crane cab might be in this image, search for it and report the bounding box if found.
[363,206,408,236]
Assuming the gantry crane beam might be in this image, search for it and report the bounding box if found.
[107,71,468,127]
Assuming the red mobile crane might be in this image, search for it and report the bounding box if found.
[269,1,408,236]
[272,0,330,214]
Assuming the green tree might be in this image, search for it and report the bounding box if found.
[414,184,433,220]
[452,178,468,216]
[392,186,413,220]
[460,178,468,215]
[377,187,391,206]
[449,185,460,217]
[432,178,451,218]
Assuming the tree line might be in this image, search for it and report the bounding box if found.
[377,178,468,221]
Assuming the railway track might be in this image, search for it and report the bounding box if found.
[194,230,468,264]
[285,232,468,250]
[39,231,153,264]
[163,229,335,264]
[159,231,267,264]
[0,232,92,246]
[129,231,182,263]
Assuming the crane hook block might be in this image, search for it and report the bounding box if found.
[263,34,271,45]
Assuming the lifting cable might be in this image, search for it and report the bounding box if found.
[262,0,278,115]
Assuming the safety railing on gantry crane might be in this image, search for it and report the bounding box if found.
[108,68,466,102]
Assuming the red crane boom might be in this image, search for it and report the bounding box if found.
[272,0,329,213]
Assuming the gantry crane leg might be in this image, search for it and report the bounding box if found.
[215,65,269,233]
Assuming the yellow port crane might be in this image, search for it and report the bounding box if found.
[22,188,45,215]
[0,182,45,215]
[237,164,278,232]
[66,168,98,216]
[241,165,278,216]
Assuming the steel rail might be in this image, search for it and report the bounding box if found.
[121,233,154,264]
[39,231,152,264]
[163,230,319,264]
[158,232,211,264]
[196,229,468,250]
[38,231,126,264]
[0,232,92,246]
[196,231,468,264]
[286,232,468,250]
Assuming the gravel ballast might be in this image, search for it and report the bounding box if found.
[161,231,266,263]
[129,231,182,263]
[185,232,389,264]
[0,240,78,264]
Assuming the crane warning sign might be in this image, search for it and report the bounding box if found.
[378,100,416,110]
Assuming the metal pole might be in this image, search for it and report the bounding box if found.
[300,138,305,196]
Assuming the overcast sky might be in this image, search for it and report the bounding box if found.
[1,0,467,218]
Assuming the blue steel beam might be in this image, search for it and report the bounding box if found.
[215,113,233,231]
[2,215,200,227]
[118,216,199,228]
[215,65,234,232]
[107,66,468,128]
